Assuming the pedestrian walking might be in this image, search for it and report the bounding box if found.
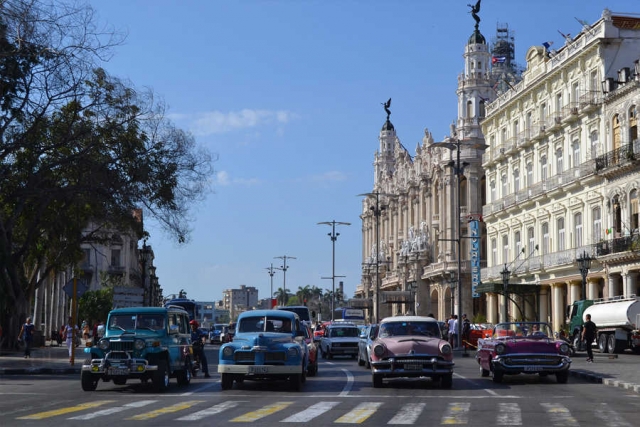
[63,316,78,363]
[447,315,457,347]
[582,313,597,362]
[18,317,35,358]
[461,314,471,350]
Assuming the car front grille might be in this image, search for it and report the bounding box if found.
[110,341,134,352]
[504,355,563,365]
[332,342,358,348]
[233,352,286,363]
[234,352,254,362]
[265,352,285,362]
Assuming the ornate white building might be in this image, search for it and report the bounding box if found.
[480,9,640,334]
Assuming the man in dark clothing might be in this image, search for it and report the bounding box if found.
[581,313,597,362]
[461,314,471,350]
[190,320,210,377]
[19,317,35,358]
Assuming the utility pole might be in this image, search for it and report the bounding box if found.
[275,255,296,306]
[265,264,276,308]
[318,220,351,320]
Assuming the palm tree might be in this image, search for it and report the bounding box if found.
[297,285,312,306]
[273,287,289,306]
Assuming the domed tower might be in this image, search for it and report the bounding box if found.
[373,101,400,187]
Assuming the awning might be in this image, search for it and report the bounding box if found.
[475,282,540,295]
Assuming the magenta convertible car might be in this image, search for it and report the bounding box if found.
[476,321,572,384]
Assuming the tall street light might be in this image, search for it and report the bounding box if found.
[275,255,296,306]
[265,264,277,308]
[439,137,468,348]
[577,251,593,299]
[318,220,351,321]
[501,264,511,322]
[358,192,396,323]
[138,240,152,305]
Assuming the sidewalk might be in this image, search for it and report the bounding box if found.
[0,340,83,375]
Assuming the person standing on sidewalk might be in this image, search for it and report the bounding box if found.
[63,316,78,363]
[582,313,597,362]
[18,317,35,358]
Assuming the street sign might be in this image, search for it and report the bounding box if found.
[63,278,88,298]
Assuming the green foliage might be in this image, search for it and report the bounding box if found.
[78,287,114,325]
[473,313,488,324]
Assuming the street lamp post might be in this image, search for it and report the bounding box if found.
[138,240,152,305]
[501,264,511,323]
[577,251,593,300]
[275,255,296,306]
[358,192,396,323]
[265,264,276,308]
[318,220,351,321]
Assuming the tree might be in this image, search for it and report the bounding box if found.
[273,288,290,307]
[0,0,214,347]
[296,285,312,306]
[78,287,113,328]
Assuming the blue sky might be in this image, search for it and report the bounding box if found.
[87,1,637,303]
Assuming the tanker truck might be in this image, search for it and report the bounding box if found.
[567,296,640,354]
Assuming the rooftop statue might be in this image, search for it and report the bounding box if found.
[468,0,481,28]
[382,98,391,120]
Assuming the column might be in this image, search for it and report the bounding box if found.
[487,293,498,324]
[607,274,617,298]
[415,276,429,316]
[539,286,549,323]
[587,278,599,300]
[568,281,581,306]
[625,271,637,298]
[551,283,565,333]
[524,293,535,321]
[499,293,506,323]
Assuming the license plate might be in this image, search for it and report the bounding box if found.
[248,366,269,374]
[108,368,129,376]
[405,364,422,371]
[524,366,542,372]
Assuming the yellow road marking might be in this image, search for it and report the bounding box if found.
[17,401,115,420]
[335,402,382,423]
[441,402,470,425]
[127,401,204,420]
[231,402,293,422]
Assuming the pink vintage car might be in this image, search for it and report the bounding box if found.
[370,316,454,388]
[476,321,572,384]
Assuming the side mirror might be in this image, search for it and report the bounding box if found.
[359,332,367,339]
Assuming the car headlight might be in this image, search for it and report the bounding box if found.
[373,344,385,357]
[440,343,452,355]
[222,346,234,357]
[134,339,146,351]
[495,343,506,355]
[98,339,110,350]
[559,343,569,355]
[288,347,300,358]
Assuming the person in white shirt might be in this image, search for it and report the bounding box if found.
[63,316,78,363]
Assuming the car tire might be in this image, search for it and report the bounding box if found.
[598,334,608,353]
[492,370,504,383]
[289,372,303,391]
[81,364,99,391]
[112,378,127,385]
[221,373,234,390]
[556,370,569,384]
[365,355,371,369]
[235,376,245,384]
[152,359,170,392]
[307,361,317,377]
[358,352,365,366]
[441,373,453,389]
[176,361,192,386]
[480,365,490,377]
[372,373,383,388]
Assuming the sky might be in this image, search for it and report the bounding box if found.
[85,0,638,303]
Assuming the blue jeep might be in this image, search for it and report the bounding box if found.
[81,306,193,392]
[218,309,308,391]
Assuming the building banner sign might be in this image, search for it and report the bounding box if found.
[470,220,481,297]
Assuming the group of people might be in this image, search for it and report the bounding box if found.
[443,314,471,349]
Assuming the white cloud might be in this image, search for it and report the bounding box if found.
[214,170,260,187]
[309,171,348,183]
[185,109,296,136]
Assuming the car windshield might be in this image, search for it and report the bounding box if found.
[328,327,360,338]
[492,322,552,338]
[378,321,441,338]
[108,314,165,331]
[278,307,310,322]
[238,316,294,333]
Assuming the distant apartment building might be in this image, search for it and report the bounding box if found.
[222,285,259,320]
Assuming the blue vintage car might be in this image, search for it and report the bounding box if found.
[81,306,193,392]
[218,309,309,391]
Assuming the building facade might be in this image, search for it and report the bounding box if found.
[480,9,640,334]
[222,285,259,321]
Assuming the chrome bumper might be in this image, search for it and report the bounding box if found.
[218,364,301,375]
[493,355,571,373]
[371,357,454,375]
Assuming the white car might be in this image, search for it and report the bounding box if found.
[320,323,360,359]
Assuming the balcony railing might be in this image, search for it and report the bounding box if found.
[595,140,640,174]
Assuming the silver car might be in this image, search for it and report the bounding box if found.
[358,324,378,369]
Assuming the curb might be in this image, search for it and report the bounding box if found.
[569,369,640,394]
[0,367,81,375]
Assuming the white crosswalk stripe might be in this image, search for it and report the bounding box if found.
[388,402,426,425]
[441,402,470,424]
[496,402,522,425]
[281,401,341,423]
[540,403,579,426]
[335,402,382,423]
[593,403,632,427]
[176,400,242,421]
[68,400,158,420]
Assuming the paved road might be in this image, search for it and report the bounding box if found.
[1,348,640,426]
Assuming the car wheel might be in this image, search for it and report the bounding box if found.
[289,371,303,391]
[358,352,365,366]
[301,364,307,384]
[492,370,504,383]
[112,378,127,385]
[221,373,234,390]
[572,335,582,352]
[365,355,371,369]
[176,361,192,386]
[152,360,170,392]
[81,366,98,391]
[556,370,569,384]
[372,373,383,388]
[441,373,453,389]
[307,361,317,377]
[235,376,245,384]
[480,365,490,377]
[598,334,608,353]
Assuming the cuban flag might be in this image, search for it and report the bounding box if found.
[492,56,506,64]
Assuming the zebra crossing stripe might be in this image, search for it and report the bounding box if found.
[335,402,383,424]
[540,403,578,426]
[69,400,158,420]
[388,402,426,425]
[441,402,470,425]
[230,402,293,422]
[496,402,522,425]
[593,403,632,427]
[17,401,115,420]
[177,401,242,421]
[281,401,341,423]
[126,401,205,420]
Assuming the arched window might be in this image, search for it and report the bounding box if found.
[501,174,508,197]
[526,163,533,187]
[542,222,549,254]
[574,212,583,247]
[515,231,522,257]
[490,180,496,202]
[502,235,509,263]
[467,100,473,118]
[479,100,486,118]
[557,217,565,251]
[556,148,563,175]
[631,190,639,231]
[572,140,580,168]
[491,238,497,265]
[514,169,520,194]
[541,156,548,181]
